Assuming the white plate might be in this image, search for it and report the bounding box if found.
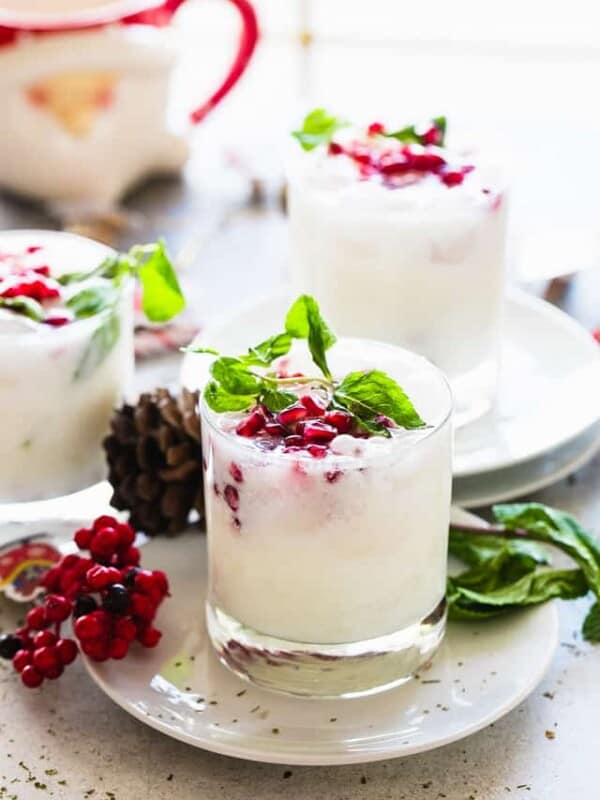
[181,290,600,479]
[84,509,558,766]
[454,420,600,508]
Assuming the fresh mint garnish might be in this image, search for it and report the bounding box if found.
[285,294,336,379]
[60,239,184,324]
[292,109,349,152]
[449,502,600,641]
[0,296,44,323]
[66,284,118,318]
[334,370,426,431]
[74,307,121,381]
[188,295,426,433]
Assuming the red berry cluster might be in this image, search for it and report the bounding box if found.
[327,121,474,189]
[234,391,361,459]
[0,515,169,689]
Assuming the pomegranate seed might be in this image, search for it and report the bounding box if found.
[33,631,57,649]
[324,410,354,433]
[43,315,70,327]
[21,665,43,688]
[367,122,385,136]
[300,394,327,417]
[378,154,410,175]
[593,328,600,344]
[32,265,50,276]
[307,444,329,458]
[264,421,287,437]
[442,171,464,187]
[56,638,78,665]
[26,245,42,254]
[109,638,129,660]
[236,410,265,437]
[138,627,162,648]
[44,594,72,623]
[348,144,373,166]
[302,421,337,444]
[421,125,442,146]
[277,403,308,428]
[13,649,32,672]
[224,485,239,511]
[26,606,47,631]
[284,435,304,447]
[375,414,394,428]
[328,141,344,155]
[229,462,243,482]
[74,527,93,549]
[408,152,446,172]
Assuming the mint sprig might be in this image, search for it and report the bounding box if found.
[385,116,447,147]
[188,295,426,433]
[292,109,349,152]
[0,296,45,323]
[449,503,600,641]
[59,239,184,324]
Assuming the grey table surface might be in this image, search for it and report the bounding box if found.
[0,164,599,800]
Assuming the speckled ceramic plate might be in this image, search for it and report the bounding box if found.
[84,509,559,765]
[180,289,600,480]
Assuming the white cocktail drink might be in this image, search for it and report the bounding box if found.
[202,338,452,696]
[288,116,506,425]
[0,231,134,503]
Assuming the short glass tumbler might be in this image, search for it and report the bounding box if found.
[202,338,453,697]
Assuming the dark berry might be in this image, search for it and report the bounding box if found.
[122,568,141,588]
[21,665,43,688]
[74,594,98,618]
[0,633,25,660]
[102,584,130,614]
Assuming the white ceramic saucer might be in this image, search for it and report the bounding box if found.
[454,420,600,508]
[180,289,600,480]
[84,509,558,766]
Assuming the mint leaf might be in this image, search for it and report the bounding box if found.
[203,381,255,413]
[448,569,588,620]
[432,116,447,146]
[137,240,185,323]
[242,332,292,367]
[210,357,262,396]
[185,346,220,356]
[285,294,336,378]
[66,284,118,318]
[260,386,297,413]
[292,108,348,151]
[334,370,426,430]
[0,296,44,322]
[74,307,120,381]
[449,529,548,573]
[386,116,447,147]
[583,601,600,642]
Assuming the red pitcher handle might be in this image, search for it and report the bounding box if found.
[188,0,258,125]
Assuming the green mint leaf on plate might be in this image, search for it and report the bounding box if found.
[285,294,336,378]
[73,308,120,381]
[210,357,262,396]
[432,115,447,146]
[137,240,185,323]
[583,601,600,642]
[385,123,421,145]
[0,296,44,322]
[334,370,426,430]
[203,381,256,413]
[66,284,118,318]
[260,386,298,413]
[242,332,292,367]
[292,108,348,151]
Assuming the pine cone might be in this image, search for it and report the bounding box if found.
[103,388,203,536]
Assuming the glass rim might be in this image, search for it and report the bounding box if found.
[199,336,453,462]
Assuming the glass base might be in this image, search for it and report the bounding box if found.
[450,357,498,429]
[206,597,447,698]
